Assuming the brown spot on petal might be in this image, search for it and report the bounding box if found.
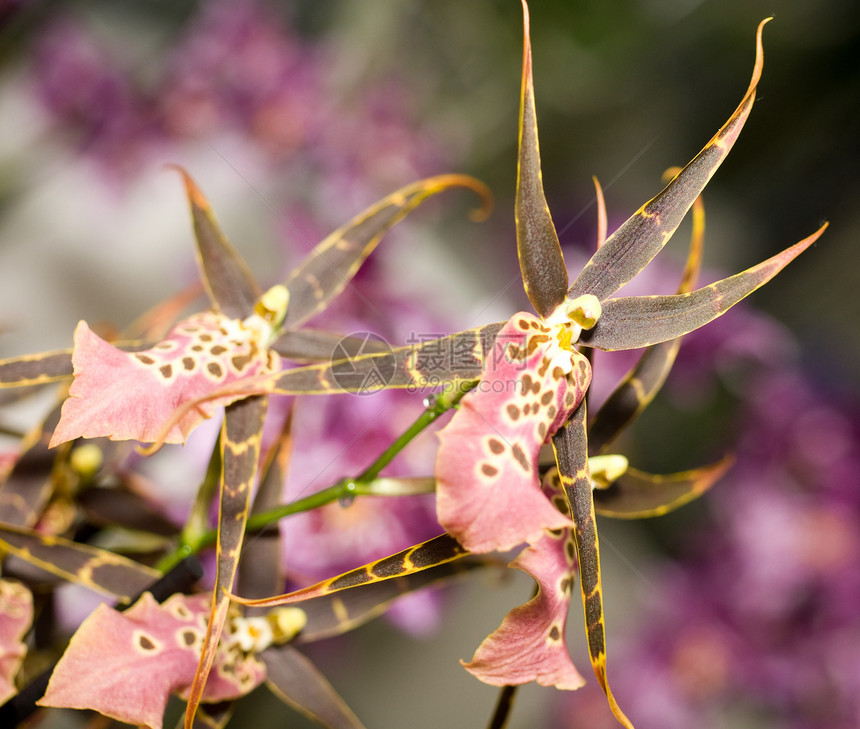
[135,354,155,365]
[506,404,521,421]
[181,629,197,647]
[137,634,157,651]
[199,334,212,342]
[488,438,505,455]
[481,463,498,477]
[538,422,547,439]
[511,444,530,472]
[232,355,251,372]
[552,366,565,380]
[517,318,530,330]
[207,362,223,378]
[159,364,173,379]
[210,345,227,356]
[549,625,561,641]
[541,390,554,406]
[182,357,195,371]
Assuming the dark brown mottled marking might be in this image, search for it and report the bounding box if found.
[507,344,524,361]
[159,364,173,379]
[541,390,554,405]
[523,403,531,415]
[530,320,541,329]
[136,354,155,365]
[210,345,227,355]
[156,342,172,350]
[537,359,549,377]
[329,569,373,591]
[182,357,195,370]
[506,404,521,421]
[521,374,533,391]
[564,390,576,408]
[566,541,576,562]
[547,405,557,420]
[552,366,564,380]
[511,444,530,472]
[199,334,213,342]
[538,422,547,439]
[549,625,561,641]
[191,345,204,352]
[481,463,499,477]
[517,318,530,330]
[138,635,157,651]
[207,362,223,378]
[488,438,505,454]
[371,553,407,578]
[587,620,606,659]
[409,535,467,567]
[181,629,197,646]
[531,380,541,394]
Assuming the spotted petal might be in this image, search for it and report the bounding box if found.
[463,480,584,690]
[50,312,280,447]
[435,313,589,553]
[38,593,266,729]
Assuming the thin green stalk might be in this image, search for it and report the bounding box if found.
[156,380,476,572]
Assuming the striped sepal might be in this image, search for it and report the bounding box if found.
[552,404,633,729]
[580,223,827,351]
[184,396,267,729]
[588,189,704,454]
[281,175,490,332]
[568,19,770,302]
[0,523,160,604]
[515,0,568,318]
[232,533,467,610]
[592,455,734,519]
[172,166,261,320]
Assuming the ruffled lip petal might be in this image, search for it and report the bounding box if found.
[50,314,280,447]
[463,525,584,690]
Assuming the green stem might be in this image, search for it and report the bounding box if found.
[156,380,476,572]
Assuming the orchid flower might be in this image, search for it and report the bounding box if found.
[0,169,489,729]
[152,5,825,726]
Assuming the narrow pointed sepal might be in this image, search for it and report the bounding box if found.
[282,174,491,331]
[170,166,261,320]
[552,407,634,729]
[593,455,734,519]
[568,18,771,302]
[184,396,266,729]
[581,223,826,351]
[516,0,568,317]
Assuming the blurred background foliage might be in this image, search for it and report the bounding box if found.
[0,1,858,728]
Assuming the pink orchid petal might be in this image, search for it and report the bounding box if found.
[0,579,33,704]
[463,517,584,689]
[435,312,589,553]
[39,593,266,729]
[50,312,280,447]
